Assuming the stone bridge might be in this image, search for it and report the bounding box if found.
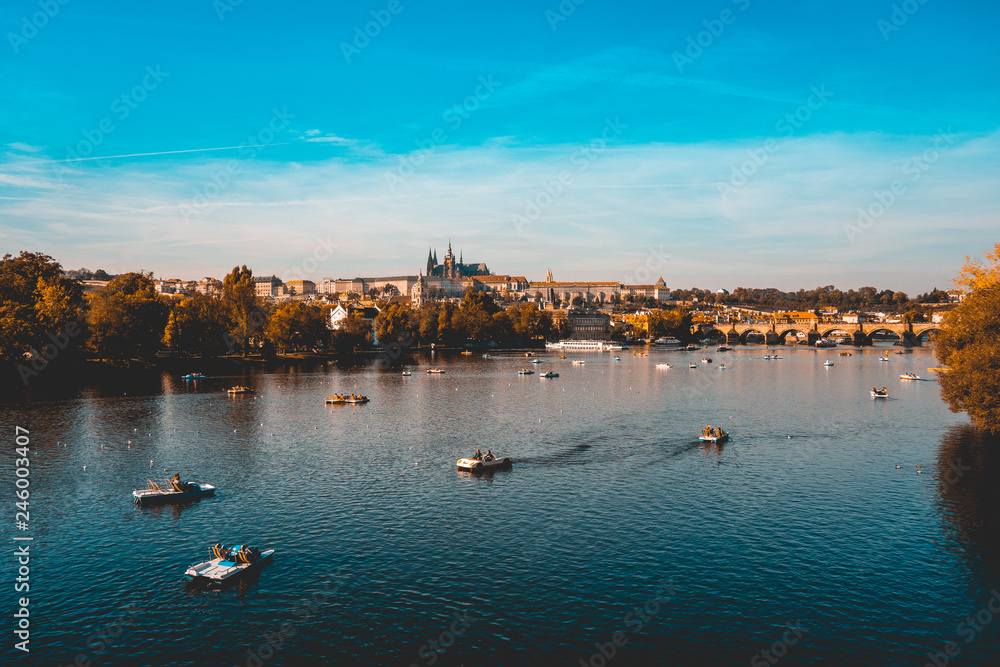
[697,322,940,347]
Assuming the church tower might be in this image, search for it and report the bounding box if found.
[545,268,554,282]
[443,240,457,279]
[426,248,435,275]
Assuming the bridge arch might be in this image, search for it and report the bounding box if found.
[738,328,768,345]
[914,327,941,342]
[776,328,807,344]
[820,327,853,338]
[864,328,902,345]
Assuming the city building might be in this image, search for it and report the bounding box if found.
[195,277,222,296]
[564,308,613,340]
[425,241,489,279]
[285,279,316,295]
[254,275,283,298]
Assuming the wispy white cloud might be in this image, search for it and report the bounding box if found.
[1,130,997,291]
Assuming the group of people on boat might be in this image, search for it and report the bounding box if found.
[872,387,888,395]
[328,394,368,402]
[211,543,261,564]
[471,448,495,462]
[702,426,725,438]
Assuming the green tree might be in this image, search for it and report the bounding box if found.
[163,292,232,356]
[373,303,416,346]
[0,252,85,365]
[332,311,373,353]
[460,291,499,341]
[87,273,169,362]
[222,265,263,355]
[266,301,328,352]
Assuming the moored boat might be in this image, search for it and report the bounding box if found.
[185,543,274,584]
[133,479,215,505]
[656,363,672,368]
[815,339,837,348]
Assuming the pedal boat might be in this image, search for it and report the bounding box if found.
[699,430,729,444]
[457,456,512,472]
[517,369,534,375]
[182,372,206,380]
[326,395,369,404]
[900,373,920,381]
[426,368,446,374]
[185,544,274,584]
[133,480,215,505]
[871,389,889,398]
[540,371,559,378]
[227,386,253,394]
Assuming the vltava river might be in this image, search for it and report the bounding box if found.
[3,345,998,666]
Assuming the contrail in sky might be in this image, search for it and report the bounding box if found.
[41,144,291,163]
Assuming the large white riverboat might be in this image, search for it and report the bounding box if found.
[544,340,622,351]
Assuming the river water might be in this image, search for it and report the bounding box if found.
[3,345,998,666]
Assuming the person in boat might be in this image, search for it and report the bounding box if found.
[882,387,887,393]
[484,449,495,462]
[473,448,483,460]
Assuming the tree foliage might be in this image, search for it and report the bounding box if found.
[162,292,231,356]
[87,272,168,361]
[222,265,263,355]
[936,250,1000,433]
[0,252,85,365]
[266,301,328,352]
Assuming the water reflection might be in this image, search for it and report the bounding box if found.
[935,425,1000,576]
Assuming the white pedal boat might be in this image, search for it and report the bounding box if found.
[457,456,512,472]
[185,544,274,584]
[133,481,215,505]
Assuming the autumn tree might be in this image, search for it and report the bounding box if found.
[935,244,1000,433]
[222,265,263,355]
[87,272,169,362]
[163,292,232,356]
[266,301,328,352]
[374,303,416,346]
[0,252,86,377]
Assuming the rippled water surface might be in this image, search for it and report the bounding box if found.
[4,346,998,666]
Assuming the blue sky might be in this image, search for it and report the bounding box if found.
[1,0,998,292]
